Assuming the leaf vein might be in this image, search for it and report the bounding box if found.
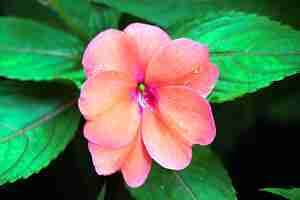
[0,99,76,143]
[173,172,198,200]
[0,46,78,59]
[211,50,300,56]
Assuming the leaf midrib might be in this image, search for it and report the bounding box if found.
[0,98,77,143]
[0,46,79,59]
[173,172,198,200]
[211,50,300,56]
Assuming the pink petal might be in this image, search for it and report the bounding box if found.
[88,142,130,175]
[84,98,140,149]
[183,63,219,97]
[78,71,136,120]
[82,29,141,78]
[146,38,218,97]
[142,109,192,170]
[121,134,152,187]
[158,86,216,145]
[124,23,171,73]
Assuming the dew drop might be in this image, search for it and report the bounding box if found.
[192,67,200,74]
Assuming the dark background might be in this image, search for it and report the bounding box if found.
[0,0,300,199]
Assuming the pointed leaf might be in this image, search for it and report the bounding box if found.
[129,147,236,200]
[0,17,84,86]
[91,0,300,27]
[262,188,300,200]
[171,12,300,103]
[0,80,80,185]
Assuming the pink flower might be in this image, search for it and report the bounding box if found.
[78,23,219,187]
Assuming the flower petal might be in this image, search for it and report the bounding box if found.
[121,134,152,187]
[124,23,171,72]
[146,38,218,97]
[78,71,135,120]
[158,86,216,145]
[88,142,130,175]
[183,63,219,97]
[82,29,141,78]
[84,97,140,148]
[142,109,192,170]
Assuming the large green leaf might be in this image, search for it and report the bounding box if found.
[1,0,65,30]
[92,0,217,27]
[0,80,80,185]
[262,188,300,200]
[129,147,236,200]
[171,12,300,103]
[40,0,121,40]
[91,0,300,27]
[0,17,84,86]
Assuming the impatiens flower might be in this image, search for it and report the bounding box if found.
[78,23,219,187]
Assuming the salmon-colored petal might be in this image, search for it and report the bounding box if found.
[146,38,218,97]
[121,134,152,187]
[124,23,171,73]
[84,98,140,148]
[158,86,216,145]
[82,29,141,78]
[88,142,130,175]
[142,109,192,170]
[183,63,219,97]
[78,71,135,120]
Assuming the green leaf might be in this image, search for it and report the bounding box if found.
[92,0,219,27]
[41,0,121,41]
[0,80,80,185]
[97,183,107,200]
[1,0,65,30]
[262,188,300,200]
[129,147,236,200]
[91,0,300,28]
[0,17,84,86]
[170,12,300,103]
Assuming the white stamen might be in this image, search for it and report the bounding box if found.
[138,93,146,108]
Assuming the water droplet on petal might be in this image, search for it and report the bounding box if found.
[192,67,200,74]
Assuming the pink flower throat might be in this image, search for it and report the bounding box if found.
[136,82,157,111]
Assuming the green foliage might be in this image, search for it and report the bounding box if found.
[170,12,300,103]
[41,0,121,41]
[91,0,300,27]
[0,80,80,185]
[1,0,64,29]
[97,183,107,200]
[91,0,216,27]
[0,0,300,198]
[129,147,236,200]
[0,17,85,86]
[262,188,300,200]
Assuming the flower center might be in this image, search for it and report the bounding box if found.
[136,82,157,111]
[137,83,146,93]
